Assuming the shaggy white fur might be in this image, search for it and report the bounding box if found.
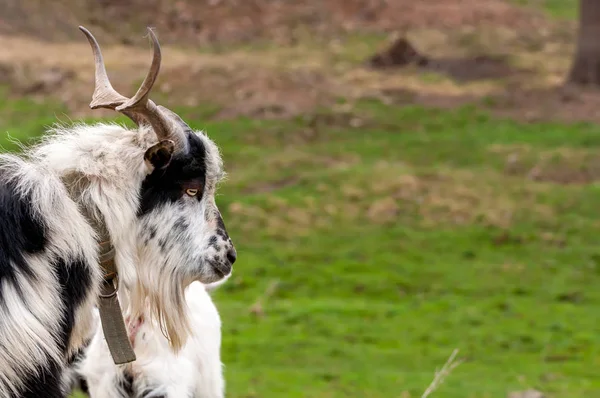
[0,154,100,397]
[78,277,230,398]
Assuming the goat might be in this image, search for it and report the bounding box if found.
[75,276,230,397]
[0,26,235,398]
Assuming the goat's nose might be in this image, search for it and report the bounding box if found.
[226,248,237,265]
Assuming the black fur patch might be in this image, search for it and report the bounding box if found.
[0,172,81,398]
[114,370,171,398]
[78,377,89,394]
[141,390,166,398]
[66,344,90,395]
[215,214,230,240]
[55,257,92,353]
[173,217,189,232]
[158,238,168,252]
[144,225,158,246]
[66,343,88,366]
[138,132,207,217]
[118,370,135,396]
[0,173,47,288]
[208,235,220,251]
[14,359,64,398]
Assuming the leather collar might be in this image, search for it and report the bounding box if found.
[96,239,136,365]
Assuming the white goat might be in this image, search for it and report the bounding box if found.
[0,26,235,398]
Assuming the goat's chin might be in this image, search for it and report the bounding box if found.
[204,271,232,292]
[131,274,191,353]
[197,271,227,285]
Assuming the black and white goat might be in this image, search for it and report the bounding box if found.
[0,26,236,398]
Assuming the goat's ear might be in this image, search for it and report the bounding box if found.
[144,139,175,172]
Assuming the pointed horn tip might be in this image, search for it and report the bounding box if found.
[145,28,160,47]
[89,101,105,110]
[78,26,98,45]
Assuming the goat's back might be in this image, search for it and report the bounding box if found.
[0,154,100,397]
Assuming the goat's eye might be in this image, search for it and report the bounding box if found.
[185,188,199,197]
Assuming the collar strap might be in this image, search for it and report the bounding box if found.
[97,241,136,365]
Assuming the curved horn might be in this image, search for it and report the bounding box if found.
[157,105,193,132]
[115,29,186,148]
[80,26,187,150]
[118,28,161,111]
[79,26,129,110]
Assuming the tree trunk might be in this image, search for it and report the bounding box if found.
[567,0,600,86]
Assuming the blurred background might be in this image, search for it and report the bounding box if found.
[1,0,600,397]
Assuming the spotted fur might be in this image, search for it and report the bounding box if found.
[0,155,99,397]
[0,120,235,396]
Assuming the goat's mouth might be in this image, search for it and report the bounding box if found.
[211,261,232,278]
[197,259,232,284]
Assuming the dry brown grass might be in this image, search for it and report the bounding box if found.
[364,164,554,228]
[226,157,556,239]
[0,30,507,118]
[491,144,600,184]
[0,0,549,45]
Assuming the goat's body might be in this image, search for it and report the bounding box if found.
[0,120,232,396]
[78,281,225,398]
[0,155,100,397]
[0,26,236,397]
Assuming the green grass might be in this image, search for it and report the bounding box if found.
[511,0,579,19]
[4,91,600,398]
[0,89,69,151]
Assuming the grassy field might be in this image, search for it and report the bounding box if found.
[3,82,600,397]
[3,0,600,397]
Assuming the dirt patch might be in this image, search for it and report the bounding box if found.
[367,37,429,69]
[0,31,588,128]
[0,0,585,124]
[369,87,483,113]
[0,33,337,119]
[5,64,75,96]
[367,37,532,83]
[481,84,600,124]
[176,67,333,120]
[429,54,528,83]
[161,66,334,120]
[0,0,549,47]
[0,63,14,85]
[0,0,85,42]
